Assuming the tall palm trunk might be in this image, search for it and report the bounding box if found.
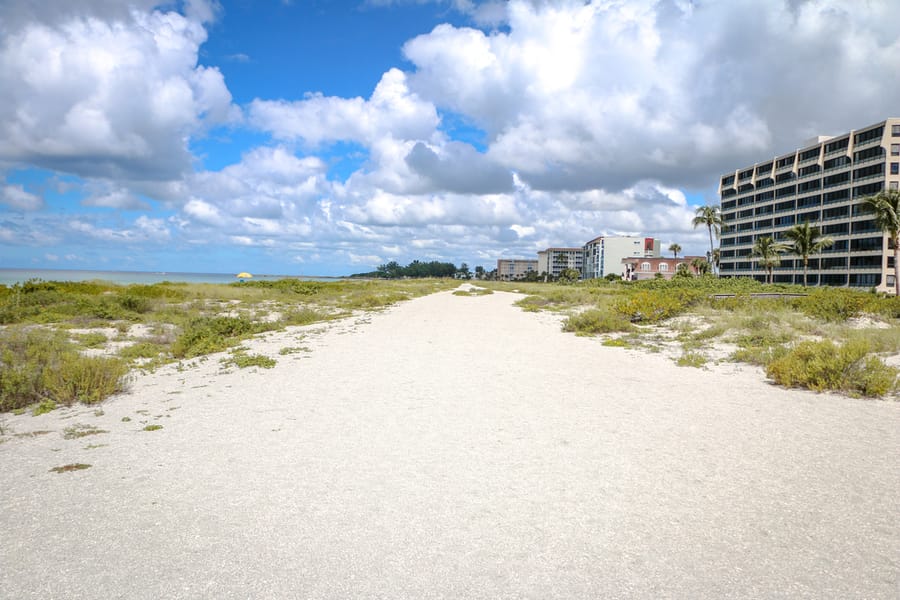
[894,234,900,296]
[802,257,808,287]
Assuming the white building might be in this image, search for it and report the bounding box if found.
[582,236,661,279]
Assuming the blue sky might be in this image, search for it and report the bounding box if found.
[3,0,900,276]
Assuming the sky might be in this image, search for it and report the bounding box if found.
[3,0,900,276]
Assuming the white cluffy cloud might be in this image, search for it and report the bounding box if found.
[0,0,236,181]
[1,184,44,211]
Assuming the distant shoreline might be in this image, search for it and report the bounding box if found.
[0,267,342,287]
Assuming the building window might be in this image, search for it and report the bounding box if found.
[891,182,899,190]
[893,124,900,136]
[658,263,669,272]
[892,144,900,156]
[892,163,900,175]
[641,262,651,271]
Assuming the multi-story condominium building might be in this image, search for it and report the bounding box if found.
[622,256,707,281]
[537,247,584,278]
[496,258,539,281]
[582,236,661,279]
[718,118,900,292]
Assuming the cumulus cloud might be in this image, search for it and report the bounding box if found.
[1,184,44,211]
[403,0,900,192]
[82,188,150,210]
[0,1,235,181]
[249,68,439,147]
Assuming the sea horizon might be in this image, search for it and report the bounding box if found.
[0,267,341,287]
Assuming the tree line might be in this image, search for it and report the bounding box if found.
[350,260,472,279]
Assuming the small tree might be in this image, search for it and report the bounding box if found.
[783,223,834,287]
[690,257,711,275]
[668,243,682,259]
[751,236,788,285]
[557,268,580,284]
[863,189,900,296]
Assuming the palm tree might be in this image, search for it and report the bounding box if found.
[668,243,681,260]
[751,236,788,285]
[783,222,834,287]
[863,189,900,296]
[692,206,722,271]
[690,257,711,275]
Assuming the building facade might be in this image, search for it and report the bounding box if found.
[537,248,584,278]
[496,259,539,281]
[718,118,900,292]
[622,256,707,281]
[582,236,661,279]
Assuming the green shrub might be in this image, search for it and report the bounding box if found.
[32,399,57,416]
[119,342,167,361]
[676,351,708,368]
[143,424,163,431]
[117,294,153,314]
[171,316,260,358]
[601,338,630,348]
[563,309,633,334]
[222,350,276,369]
[613,288,703,323]
[793,289,867,321]
[282,307,328,326]
[43,353,129,405]
[766,339,897,397]
[74,331,108,348]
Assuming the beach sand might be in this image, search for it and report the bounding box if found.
[1,287,898,599]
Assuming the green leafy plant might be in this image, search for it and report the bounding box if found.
[562,309,633,335]
[143,424,163,431]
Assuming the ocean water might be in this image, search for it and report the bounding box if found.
[0,268,336,287]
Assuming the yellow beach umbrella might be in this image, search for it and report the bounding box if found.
[236,272,253,280]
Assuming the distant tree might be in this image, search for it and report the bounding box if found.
[474,265,485,280]
[668,243,682,259]
[691,206,722,271]
[523,270,541,282]
[863,189,900,295]
[783,223,834,287]
[690,257,711,275]
[674,263,693,278]
[604,273,622,282]
[458,263,471,279]
[557,268,580,284]
[751,236,788,285]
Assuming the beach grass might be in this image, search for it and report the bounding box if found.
[484,277,899,398]
[0,277,458,413]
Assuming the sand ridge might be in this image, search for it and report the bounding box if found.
[1,287,898,599]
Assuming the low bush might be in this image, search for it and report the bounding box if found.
[43,353,129,405]
[562,309,633,335]
[171,316,262,358]
[613,288,704,323]
[222,350,277,369]
[765,339,897,397]
[676,351,708,368]
[793,289,868,322]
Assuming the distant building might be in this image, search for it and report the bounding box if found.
[719,117,900,292]
[622,256,707,281]
[582,236,661,279]
[497,258,539,281]
[538,248,584,278]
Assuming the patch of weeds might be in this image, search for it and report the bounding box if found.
[12,408,26,415]
[279,346,311,355]
[13,430,52,438]
[452,288,493,297]
[73,331,108,348]
[49,463,92,473]
[676,351,708,368]
[32,399,57,416]
[601,338,630,348]
[84,443,108,450]
[121,416,131,422]
[118,342,167,361]
[766,339,898,397]
[93,409,104,417]
[614,288,704,323]
[143,424,163,431]
[62,423,108,439]
[221,349,276,369]
[563,309,633,335]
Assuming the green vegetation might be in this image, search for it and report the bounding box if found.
[62,424,108,439]
[221,349,277,369]
[452,287,494,297]
[862,189,900,296]
[482,276,900,398]
[143,424,163,431]
[0,277,456,413]
[353,259,462,279]
[49,463,92,473]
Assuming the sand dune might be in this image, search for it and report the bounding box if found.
[1,287,898,599]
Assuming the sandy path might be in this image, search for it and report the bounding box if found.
[1,288,898,599]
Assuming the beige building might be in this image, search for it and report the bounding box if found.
[537,247,584,278]
[719,118,900,292]
[496,258,539,281]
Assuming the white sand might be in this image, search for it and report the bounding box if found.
[1,287,898,599]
